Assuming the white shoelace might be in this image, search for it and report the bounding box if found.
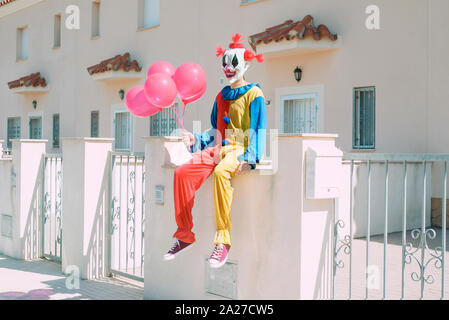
[211,244,224,260]
[170,239,180,252]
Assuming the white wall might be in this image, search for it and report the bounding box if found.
[0,158,16,256]
[0,0,447,157]
[144,135,339,299]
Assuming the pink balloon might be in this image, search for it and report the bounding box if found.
[173,62,207,102]
[144,73,178,108]
[147,61,176,78]
[125,86,161,117]
[181,84,206,105]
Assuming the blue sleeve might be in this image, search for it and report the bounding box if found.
[190,100,218,152]
[238,96,267,169]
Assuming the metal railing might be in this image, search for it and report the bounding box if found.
[333,153,449,300]
[109,152,145,281]
[41,154,63,261]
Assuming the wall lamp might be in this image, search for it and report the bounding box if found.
[32,100,37,109]
[119,89,125,100]
[294,66,302,82]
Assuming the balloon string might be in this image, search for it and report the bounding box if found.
[181,102,187,128]
[161,106,184,130]
[172,104,185,130]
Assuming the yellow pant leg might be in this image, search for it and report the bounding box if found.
[212,145,245,246]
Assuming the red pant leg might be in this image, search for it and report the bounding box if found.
[172,145,220,243]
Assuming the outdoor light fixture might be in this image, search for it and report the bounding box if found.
[119,89,125,100]
[294,66,302,82]
[32,100,37,109]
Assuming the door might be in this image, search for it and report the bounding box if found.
[113,111,131,151]
[29,116,42,139]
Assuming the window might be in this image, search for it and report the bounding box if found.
[91,1,100,38]
[114,111,132,151]
[353,87,375,149]
[16,27,28,60]
[91,111,99,137]
[138,0,160,29]
[53,14,61,48]
[149,103,179,136]
[29,117,42,139]
[241,0,263,5]
[53,114,60,148]
[7,117,21,149]
[281,93,318,134]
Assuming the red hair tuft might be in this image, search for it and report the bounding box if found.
[244,49,264,63]
[216,45,226,57]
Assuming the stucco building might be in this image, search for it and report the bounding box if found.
[1,0,448,155]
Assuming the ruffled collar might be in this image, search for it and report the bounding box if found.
[220,83,261,101]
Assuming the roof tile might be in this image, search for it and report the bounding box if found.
[8,72,47,89]
[249,15,337,50]
[0,0,16,7]
[87,53,142,75]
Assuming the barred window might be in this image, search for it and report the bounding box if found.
[149,103,179,136]
[29,117,42,139]
[353,87,375,149]
[281,93,318,134]
[7,117,21,149]
[114,111,131,151]
[91,111,99,137]
[53,114,60,148]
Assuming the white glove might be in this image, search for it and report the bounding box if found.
[182,130,195,148]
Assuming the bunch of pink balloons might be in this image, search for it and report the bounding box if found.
[125,61,207,128]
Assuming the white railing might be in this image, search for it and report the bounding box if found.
[334,153,449,300]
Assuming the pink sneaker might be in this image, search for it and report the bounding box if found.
[163,238,194,261]
[208,243,230,268]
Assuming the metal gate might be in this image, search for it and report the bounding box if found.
[109,152,145,281]
[333,153,448,300]
[41,154,63,261]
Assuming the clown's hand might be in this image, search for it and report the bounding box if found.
[236,161,252,175]
[182,130,195,148]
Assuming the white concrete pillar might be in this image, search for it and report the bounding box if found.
[10,139,47,260]
[143,134,342,300]
[61,138,113,280]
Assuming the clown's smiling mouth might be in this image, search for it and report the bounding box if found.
[224,70,236,78]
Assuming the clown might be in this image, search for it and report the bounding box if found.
[163,34,266,268]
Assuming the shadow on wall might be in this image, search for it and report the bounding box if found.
[312,211,332,300]
[21,155,44,260]
[84,156,110,279]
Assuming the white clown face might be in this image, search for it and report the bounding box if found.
[221,48,249,85]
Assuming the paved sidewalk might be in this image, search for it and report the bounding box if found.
[0,255,143,300]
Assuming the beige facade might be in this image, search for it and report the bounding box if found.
[0,0,448,154]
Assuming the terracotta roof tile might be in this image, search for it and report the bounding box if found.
[0,0,16,7]
[87,53,142,75]
[249,15,338,51]
[8,72,47,89]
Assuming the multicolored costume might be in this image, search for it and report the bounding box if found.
[173,82,266,245]
[167,34,266,263]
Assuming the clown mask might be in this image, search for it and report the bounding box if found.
[221,49,249,85]
[216,34,264,85]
